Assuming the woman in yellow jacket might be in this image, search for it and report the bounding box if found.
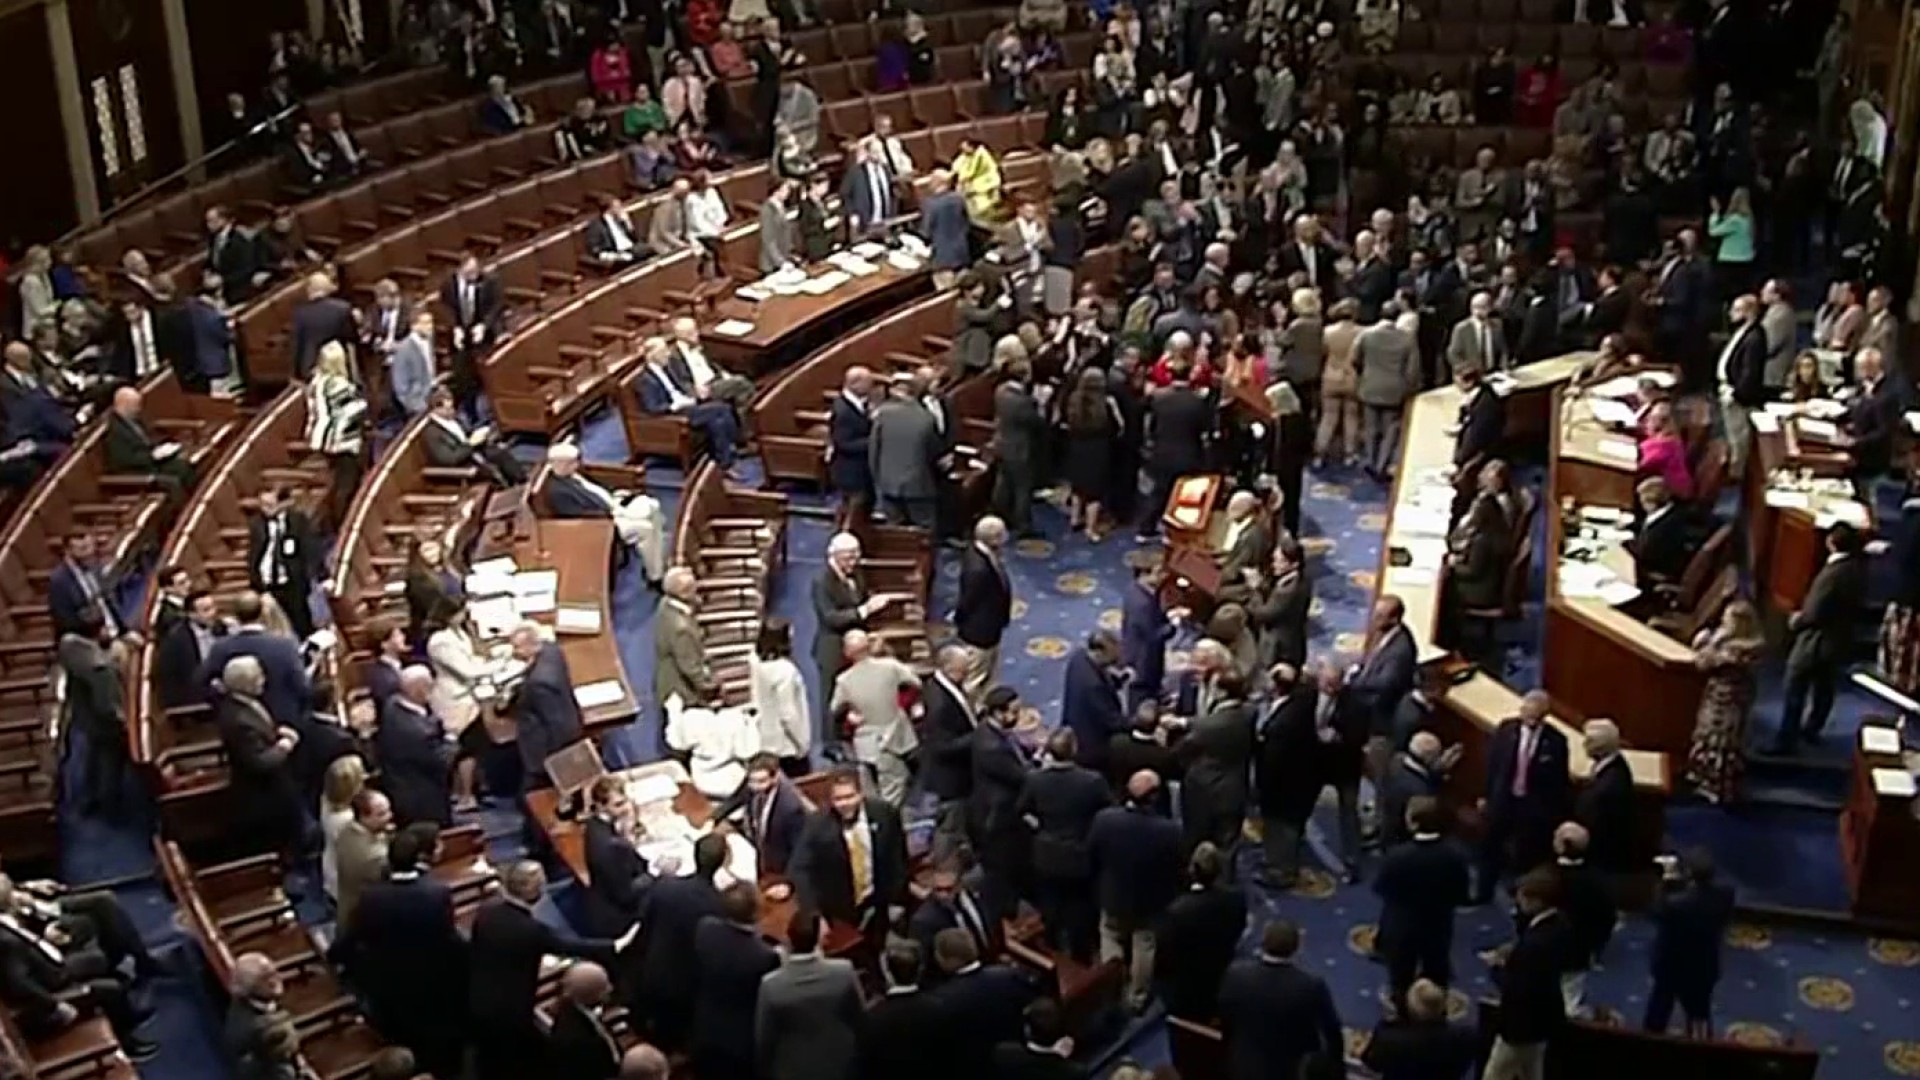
[953,137,1004,226]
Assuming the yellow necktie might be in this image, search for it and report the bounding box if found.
[848,824,872,905]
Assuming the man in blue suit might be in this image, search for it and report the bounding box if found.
[839,139,898,240]
[635,833,727,1049]
[1062,630,1128,774]
[828,367,875,523]
[634,342,740,470]
[1475,689,1571,904]
[1119,552,1183,712]
[918,170,971,289]
[1347,595,1418,793]
[198,591,312,727]
[689,882,779,1080]
[48,531,129,639]
[927,928,1038,1076]
[714,754,808,876]
[506,623,584,792]
[1,341,75,468]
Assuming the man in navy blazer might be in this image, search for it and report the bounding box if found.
[1061,631,1128,774]
[634,349,740,469]
[1217,920,1345,1080]
[839,141,898,239]
[828,367,875,519]
[920,644,979,864]
[1,341,75,462]
[689,883,780,1080]
[907,864,1000,982]
[1120,553,1179,712]
[635,834,727,1049]
[1476,689,1571,904]
[1087,770,1187,1010]
[198,591,311,726]
[714,754,808,876]
[1452,366,1507,468]
[48,531,129,639]
[927,929,1038,1076]
[918,171,971,286]
[506,624,584,791]
[1346,597,1417,744]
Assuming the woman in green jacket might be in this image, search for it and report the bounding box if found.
[1708,187,1756,303]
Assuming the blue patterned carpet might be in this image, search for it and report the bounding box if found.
[48,401,1920,1079]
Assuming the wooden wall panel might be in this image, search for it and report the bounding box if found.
[0,6,76,245]
[67,0,185,205]
[184,0,309,147]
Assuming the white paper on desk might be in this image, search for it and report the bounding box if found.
[466,572,516,597]
[1762,401,1798,417]
[1392,567,1439,587]
[1400,537,1449,566]
[1798,417,1841,442]
[735,285,773,302]
[886,251,924,272]
[1597,438,1639,463]
[574,679,627,710]
[627,772,682,808]
[1907,411,1920,434]
[1764,489,1812,511]
[1597,580,1642,607]
[1588,375,1642,400]
[1751,411,1781,435]
[469,596,521,636]
[511,570,558,596]
[1862,726,1903,755]
[515,591,557,615]
[471,556,519,578]
[1871,768,1918,798]
[1586,398,1638,427]
[851,241,888,259]
[1578,505,1631,526]
[1804,398,1848,420]
[1393,506,1452,539]
[712,319,756,336]
[555,606,603,634]
[1815,501,1869,530]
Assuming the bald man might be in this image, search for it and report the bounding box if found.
[1550,822,1616,1019]
[376,665,456,827]
[1087,769,1187,1011]
[103,384,195,506]
[551,961,623,1079]
[225,952,293,1080]
[1476,691,1570,904]
[1574,719,1634,875]
[291,268,356,379]
[831,629,922,805]
[1378,730,1457,850]
[654,566,715,710]
[620,1045,670,1080]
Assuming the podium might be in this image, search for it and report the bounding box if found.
[1840,723,1920,932]
[1161,474,1223,614]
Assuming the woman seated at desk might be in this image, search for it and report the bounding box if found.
[424,597,519,809]
[1787,350,1829,402]
[1637,402,1694,500]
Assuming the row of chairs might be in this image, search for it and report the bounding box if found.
[664,463,794,707]
[1341,50,1688,101]
[1388,17,1684,61]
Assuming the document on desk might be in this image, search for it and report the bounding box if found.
[512,570,559,595]
[1391,567,1439,587]
[1751,411,1781,435]
[555,606,603,634]
[712,319,756,336]
[1392,505,1453,539]
[1862,726,1904,756]
[1815,501,1869,530]
[469,596,521,637]
[1586,398,1638,427]
[1870,768,1918,798]
[466,571,516,597]
[514,591,557,615]
[574,679,628,710]
[1764,489,1812,511]
[1803,398,1848,420]
[1797,417,1841,443]
[471,556,519,578]
[627,772,682,808]
[1597,438,1639,463]
[1587,376,1642,400]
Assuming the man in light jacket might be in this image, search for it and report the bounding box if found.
[831,629,922,805]
[755,910,864,1080]
[1354,301,1422,482]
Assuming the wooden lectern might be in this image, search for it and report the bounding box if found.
[1840,722,1920,933]
[1161,474,1223,614]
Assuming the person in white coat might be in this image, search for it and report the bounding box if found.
[423,598,515,810]
[749,617,812,776]
[665,701,762,798]
[541,442,667,582]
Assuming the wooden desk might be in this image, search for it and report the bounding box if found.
[514,519,639,731]
[1745,411,1866,613]
[1839,726,1920,933]
[1543,388,1706,760]
[525,774,863,953]
[701,250,932,377]
[1379,355,1671,867]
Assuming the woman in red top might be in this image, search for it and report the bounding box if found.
[683,0,723,48]
[1148,330,1214,389]
[1514,53,1564,129]
[1637,401,1694,499]
[588,37,634,103]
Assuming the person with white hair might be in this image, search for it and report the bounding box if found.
[1550,821,1615,1019]
[954,516,1014,700]
[1218,490,1272,586]
[1574,718,1634,876]
[376,664,457,826]
[668,314,754,408]
[1474,689,1570,904]
[215,654,306,855]
[225,951,295,1079]
[831,628,922,804]
[541,442,666,583]
[1446,289,1507,376]
[811,533,896,732]
[1378,730,1460,849]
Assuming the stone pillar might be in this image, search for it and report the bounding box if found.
[44,0,100,225]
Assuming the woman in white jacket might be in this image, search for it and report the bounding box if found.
[748,617,811,776]
[423,598,509,810]
[305,341,367,531]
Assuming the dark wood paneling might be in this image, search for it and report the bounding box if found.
[68,0,185,204]
[0,6,75,244]
[184,0,308,146]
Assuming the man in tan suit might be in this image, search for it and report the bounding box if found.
[1454,146,1505,242]
[830,629,921,805]
[654,567,716,711]
[333,790,392,926]
[647,178,697,257]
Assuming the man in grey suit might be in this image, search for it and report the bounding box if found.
[868,374,943,530]
[755,910,864,1080]
[654,567,716,710]
[759,180,800,274]
[1354,302,1422,481]
[830,628,921,805]
[1444,291,1507,378]
[647,178,696,257]
[1759,278,1798,390]
[918,171,971,289]
[390,308,437,416]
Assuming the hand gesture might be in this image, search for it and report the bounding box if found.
[764,882,793,902]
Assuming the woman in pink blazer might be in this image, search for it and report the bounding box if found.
[588,38,634,104]
[1638,402,1694,499]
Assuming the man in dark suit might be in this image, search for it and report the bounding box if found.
[1483,869,1573,1078]
[1176,667,1258,856]
[635,834,726,1049]
[906,864,999,985]
[47,531,127,640]
[1016,729,1110,961]
[860,942,946,1080]
[374,667,456,827]
[954,517,1014,700]
[438,252,503,413]
[1844,346,1902,482]
[633,350,742,476]
[223,952,297,1080]
[1217,920,1344,1080]
[969,687,1037,925]
[1217,490,1272,586]
[920,644,978,865]
[358,617,407,708]
[1452,365,1506,470]
[927,929,1038,1077]
[1107,706,1179,794]
[1088,769,1187,1010]
[1119,553,1180,711]
[1643,847,1734,1035]
[1256,664,1320,888]
[1573,719,1636,877]
[1716,293,1769,474]
[1630,477,1692,588]
[828,367,876,523]
[0,874,158,1059]
[330,824,469,1078]
[840,141,899,239]
[1650,236,1707,384]
[992,364,1050,538]
[715,754,808,877]
[1477,691,1571,904]
[1379,732,1457,849]
[1774,523,1869,752]
[1276,216,1339,296]
[1587,265,1632,344]
[868,374,944,530]
[990,997,1087,1080]
[1349,597,1418,748]
[468,860,628,1080]
[205,205,260,303]
[246,485,318,641]
[155,589,226,710]
[506,625,585,790]
[788,769,909,948]
[1551,822,1617,1020]
[291,271,358,380]
[55,614,127,821]
[1139,364,1212,541]
[549,962,623,1080]
[1061,631,1128,775]
[103,385,195,508]
[198,591,312,728]
[1304,662,1372,881]
[811,534,876,732]
[689,882,779,1080]
[421,387,528,485]
[579,778,653,939]
[1153,841,1247,1021]
[1373,797,1471,1012]
[1360,977,1479,1080]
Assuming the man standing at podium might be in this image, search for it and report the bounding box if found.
[507,622,584,793]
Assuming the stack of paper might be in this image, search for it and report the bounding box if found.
[469,596,521,637]
[1797,417,1841,443]
[1751,411,1781,435]
[1597,438,1639,463]
[574,679,627,710]
[1862,726,1904,755]
[712,319,756,337]
[555,606,603,634]
[1803,398,1848,420]
[1814,500,1869,530]
[1587,375,1643,400]
[1763,489,1812,511]
[1586,398,1638,427]
[851,241,889,259]
[1870,768,1918,798]
[735,285,773,302]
